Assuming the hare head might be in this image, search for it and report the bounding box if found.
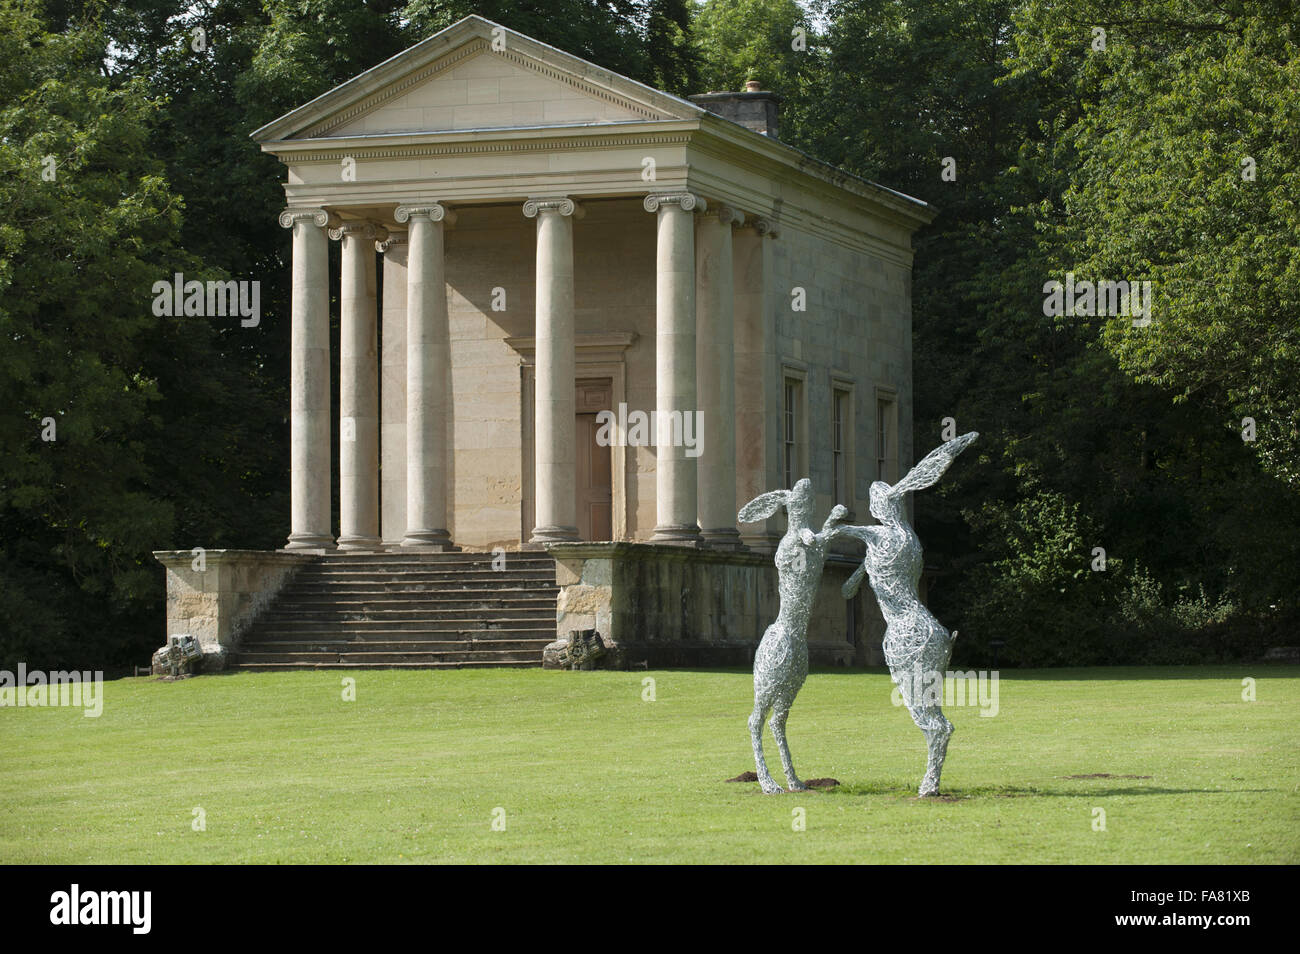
[737,478,817,531]
[868,480,905,524]
[870,432,979,524]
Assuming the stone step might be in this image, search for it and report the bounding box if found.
[271,597,556,613]
[258,608,553,623]
[240,638,553,653]
[287,574,556,590]
[249,620,555,636]
[242,628,554,645]
[281,590,555,601]
[292,579,556,595]
[306,565,553,572]
[231,649,546,665]
[271,595,557,608]
[227,659,540,671]
[314,556,555,568]
[237,553,558,669]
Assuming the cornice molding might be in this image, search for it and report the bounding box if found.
[271,130,693,164]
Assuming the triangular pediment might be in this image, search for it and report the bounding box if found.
[253,16,700,143]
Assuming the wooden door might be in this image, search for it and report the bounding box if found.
[575,379,613,541]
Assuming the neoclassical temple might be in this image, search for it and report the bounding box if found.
[253,14,931,553]
[153,16,933,671]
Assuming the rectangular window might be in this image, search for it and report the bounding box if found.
[784,379,798,488]
[876,390,897,483]
[831,388,848,504]
[876,400,887,480]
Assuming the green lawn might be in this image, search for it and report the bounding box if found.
[1,666,1296,864]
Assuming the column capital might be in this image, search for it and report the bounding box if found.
[751,216,779,237]
[329,221,388,243]
[377,231,407,253]
[523,197,583,219]
[643,192,707,214]
[395,203,455,226]
[278,207,337,230]
[713,204,744,227]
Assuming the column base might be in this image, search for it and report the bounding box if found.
[650,524,703,546]
[336,534,382,551]
[701,528,746,550]
[401,529,457,550]
[285,533,336,551]
[529,525,579,544]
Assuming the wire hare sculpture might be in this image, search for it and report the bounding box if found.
[837,431,978,795]
[737,478,849,794]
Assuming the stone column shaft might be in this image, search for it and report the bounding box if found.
[379,232,408,546]
[333,222,385,549]
[524,197,582,544]
[280,208,334,550]
[697,206,741,547]
[734,219,781,552]
[396,205,455,549]
[645,193,705,545]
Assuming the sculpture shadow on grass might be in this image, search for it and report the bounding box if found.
[819,781,1254,799]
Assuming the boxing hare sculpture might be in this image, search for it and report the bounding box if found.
[838,431,978,796]
[738,479,849,794]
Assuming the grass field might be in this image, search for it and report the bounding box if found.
[2,666,1296,864]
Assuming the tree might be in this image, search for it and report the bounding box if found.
[794,0,1300,662]
[0,0,185,667]
[645,0,699,95]
[692,0,817,95]
[1011,0,1300,486]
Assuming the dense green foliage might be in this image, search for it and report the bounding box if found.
[2,667,1296,862]
[0,0,1294,669]
[781,0,1300,665]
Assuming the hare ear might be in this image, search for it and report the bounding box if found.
[891,431,979,497]
[738,490,789,523]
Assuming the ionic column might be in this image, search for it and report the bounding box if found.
[395,204,455,549]
[734,217,781,551]
[279,207,334,550]
[523,197,582,544]
[330,221,386,550]
[644,192,705,545]
[697,204,742,548]
[378,231,408,546]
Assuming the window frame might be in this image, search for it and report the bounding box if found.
[781,365,809,489]
[874,386,898,485]
[830,374,855,509]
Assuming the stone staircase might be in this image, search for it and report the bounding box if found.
[229,551,558,670]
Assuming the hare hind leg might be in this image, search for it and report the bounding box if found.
[749,701,784,794]
[770,702,806,792]
[909,703,954,796]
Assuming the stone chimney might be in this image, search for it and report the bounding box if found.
[688,82,781,139]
